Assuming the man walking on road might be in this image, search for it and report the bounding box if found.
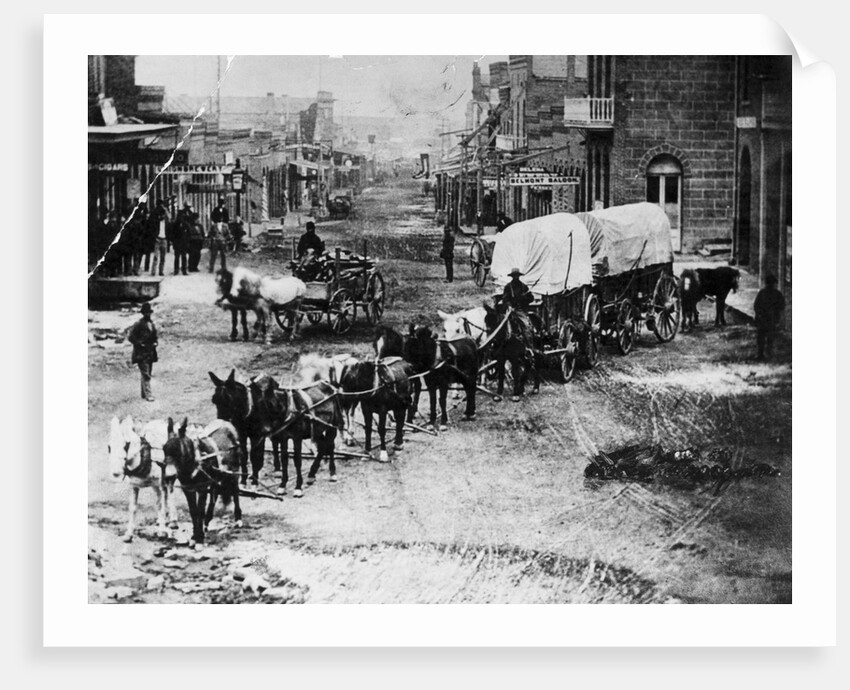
[209,196,230,272]
[754,274,785,361]
[127,302,158,402]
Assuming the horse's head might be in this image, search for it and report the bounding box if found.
[730,268,740,293]
[214,268,233,298]
[209,369,249,421]
[403,323,437,371]
[248,375,282,433]
[108,415,142,479]
[162,417,197,480]
[437,309,464,341]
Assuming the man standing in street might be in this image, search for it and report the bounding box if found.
[149,197,170,276]
[209,196,230,272]
[754,274,786,361]
[169,204,189,275]
[127,302,158,402]
[179,202,204,272]
[439,222,456,282]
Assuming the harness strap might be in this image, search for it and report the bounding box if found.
[123,438,153,479]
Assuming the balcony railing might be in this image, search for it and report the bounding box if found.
[495,134,527,151]
[563,97,614,128]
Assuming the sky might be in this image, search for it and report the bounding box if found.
[136,55,504,123]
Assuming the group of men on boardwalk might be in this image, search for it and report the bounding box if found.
[93,195,244,277]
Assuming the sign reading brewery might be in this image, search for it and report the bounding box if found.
[508,170,580,187]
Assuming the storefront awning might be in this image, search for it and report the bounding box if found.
[88,124,178,145]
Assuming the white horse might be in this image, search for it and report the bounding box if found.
[438,307,489,345]
[217,266,306,343]
[108,416,178,542]
[297,352,360,446]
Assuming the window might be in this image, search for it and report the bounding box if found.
[575,56,588,80]
[646,154,683,250]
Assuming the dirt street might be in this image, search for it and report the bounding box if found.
[88,179,791,604]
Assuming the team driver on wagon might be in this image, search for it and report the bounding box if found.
[499,267,535,332]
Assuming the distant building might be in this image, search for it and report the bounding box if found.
[444,53,790,281]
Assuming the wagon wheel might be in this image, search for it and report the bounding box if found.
[616,299,638,356]
[364,272,386,325]
[328,288,356,334]
[469,238,489,287]
[557,320,580,383]
[650,274,681,342]
[583,293,601,368]
[273,308,296,338]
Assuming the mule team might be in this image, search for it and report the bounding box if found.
[108,264,740,547]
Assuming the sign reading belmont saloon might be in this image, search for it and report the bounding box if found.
[508,171,580,187]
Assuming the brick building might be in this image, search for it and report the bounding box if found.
[572,56,737,252]
[733,56,791,287]
[445,54,790,275]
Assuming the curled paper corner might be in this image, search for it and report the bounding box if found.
[764,15,827,69]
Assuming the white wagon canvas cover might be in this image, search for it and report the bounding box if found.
[580,202,675,276]
[489,213,593,295]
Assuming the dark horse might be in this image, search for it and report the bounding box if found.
[483,304,540,402]
[209,369,282,485]
[338,358,411,463]
[373,325,405,358]
[679,266,741,331]
[249,376,342,495]
[162,417,243,546]
[404,323,478,431]
[214,267,263,342]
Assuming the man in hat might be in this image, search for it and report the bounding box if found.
[149,197,170,276]
[753,273,786,361]
[296,220,325,259]
[168,202,190,275]
[178,202,204,272]
[127,302,158,402]
[439,222,456,282]
[501,268,534,310]
[208,196,230,272]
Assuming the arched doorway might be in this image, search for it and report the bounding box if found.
[646,154,683,251]
[737,148,752,266]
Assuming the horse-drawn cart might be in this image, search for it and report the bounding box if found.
[577,203,681,355]
[488,213,597,382]
[469,235,496,287]
[282,243,385,335]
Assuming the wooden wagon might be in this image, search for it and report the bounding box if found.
[280,242,385,336]
[577,203,681,355]
[488,213,598,382]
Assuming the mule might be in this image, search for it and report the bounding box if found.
[216,266,306,343]
[162,417,243,546]
[679,266,740,329]
[297,352,360,446]
[249,376,342,495]
[108,415,178,542]
[338,358,411,463]
[209,369,282,485]
[483,304,540,402]
[404,323,478,431]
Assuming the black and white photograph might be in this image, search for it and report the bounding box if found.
[37,13,837,650]
[84,50,795,607]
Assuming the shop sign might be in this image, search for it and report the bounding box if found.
[508,174,580,187]
[89,162,129,172]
